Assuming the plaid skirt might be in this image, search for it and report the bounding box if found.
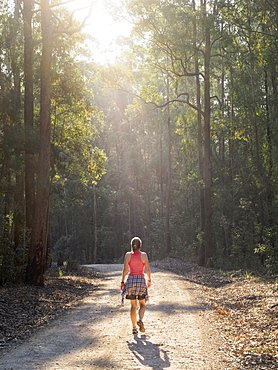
[121,274,148,303]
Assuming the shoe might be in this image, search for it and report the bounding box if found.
[132,327,138,335]
[137,319,145,333]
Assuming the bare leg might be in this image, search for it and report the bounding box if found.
[138,299,146,320]
[130,300,138,328]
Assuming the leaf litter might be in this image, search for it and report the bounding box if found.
[0,258,277,369]
[152,257,278,369]
[0,266,102,354]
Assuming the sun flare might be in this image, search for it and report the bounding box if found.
[66,0,131,63]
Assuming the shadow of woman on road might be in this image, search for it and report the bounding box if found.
[128,335,170,369]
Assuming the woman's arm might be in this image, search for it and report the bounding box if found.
[121,252,131,288]
[142,253,151,286]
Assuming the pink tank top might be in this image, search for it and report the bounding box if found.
[128,252,145,276]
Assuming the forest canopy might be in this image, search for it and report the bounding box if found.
[0,0,277,285]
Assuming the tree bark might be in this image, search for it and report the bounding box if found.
[193,0,205,266]
[23,0,36,232]
[10,1,25,251]
[165,57,172,254]
[203,1,213,265]
[93,184,98,263]
[27,0,52,285]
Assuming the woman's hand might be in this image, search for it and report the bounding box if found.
[120,282,125,290]
[147,279,151,288]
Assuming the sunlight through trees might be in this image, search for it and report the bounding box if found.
[0,0,277,285]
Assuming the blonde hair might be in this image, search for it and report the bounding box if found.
[130,237,142,252]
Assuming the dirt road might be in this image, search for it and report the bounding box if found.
[0,264,228,369]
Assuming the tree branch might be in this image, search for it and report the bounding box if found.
[113,87,204,117]
[52,0,95,37]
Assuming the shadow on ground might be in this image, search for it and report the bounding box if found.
[128,334,170,369]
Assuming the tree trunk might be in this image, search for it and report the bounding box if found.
[193,0,205,266]
[203,1,213,265]
[93,184,98,263]
[158,118,164,219]
[11,1,25,252]
[248,35,264,230]
[165,58,171,254]
[23,0,36,232]
[264,69,273,228]
[27,0,52,285]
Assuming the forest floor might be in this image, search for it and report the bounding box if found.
[0,258,277,369]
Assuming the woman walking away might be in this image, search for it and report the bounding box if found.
[121,237,151,335]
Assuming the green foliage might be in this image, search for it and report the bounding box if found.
[1,0,278,280]
[92,0,278,273]
[0,236,15,286]
[139,85,162,104]
[0,217,30,285]
[255,238,278,274]
[0,1,107,282]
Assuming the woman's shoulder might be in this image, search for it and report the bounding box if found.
[140,251,148,260]
[125,251,132,258]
